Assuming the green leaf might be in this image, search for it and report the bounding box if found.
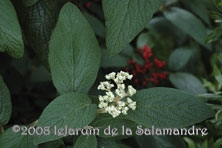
[168,47,195,71]
[148,17,187,43]
[74,135,97,148]
[0,75,12,126]
[121,44,135,57]
[49,2,101,95]
[215,109,222,122]
[103,0,164,55]
[34,93,97,144]
[83,12,105,38]
[38,139,65,148]
[169,72,206,94]
[164,7,209,48]
[180,0,210,25]
[0,0,24,58]
[19,0,58,65]
[0,126,37,148]
[126,87,213,128]
[136,135,186,148]
[97,138,132,148]
[136,32,155,48]
[91,114,137,139]
[22,0,38,7]
[214,65,222,86]
[212,138,222,148]
[101,49,128,68]
[183,137,196,148]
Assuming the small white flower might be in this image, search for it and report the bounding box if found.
[97,82,105,90]
[117,101,126,107]
[128,85,136,96]
[99,95,104,101]
[106,92,115,102]
[117,83,125,90]
[127,74,133,80]
[128,102,136,110]
[97,71,137,118]
[98,101,108,108]
[122,106,129,115]
[105,72,116,80]
[127,97,133,103]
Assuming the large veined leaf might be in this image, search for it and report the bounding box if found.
[164,7,209,48]
[91,114,137,139]
[126,87,213,128]
[19,0,58,65]
[34,93,97,144]
[49,2,101,94]
[0,0,24,58]
[0,126,37,148]
[103,0,164,55]
[169,72,206,94]
[0,75,12,126]
[74,135,97,148]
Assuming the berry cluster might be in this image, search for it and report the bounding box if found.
[97,71,136,118]
[125,45,168,86]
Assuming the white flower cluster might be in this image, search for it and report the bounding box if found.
[97,71,137,118]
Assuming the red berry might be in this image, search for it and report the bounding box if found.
[154,58,166,69]
[134,78,139,83]
[142,81,147,86]
[85,2,91,8]
[124,67,129,71]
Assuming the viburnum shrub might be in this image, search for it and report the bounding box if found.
[0,0,221,147]
[125,44,168,86]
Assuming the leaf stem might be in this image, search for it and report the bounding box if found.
[28,120,38,127]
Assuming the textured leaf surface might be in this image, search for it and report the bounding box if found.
[49,2,101,94]
[34,93,97,144]
[74,135,97,148]
[103,0,164,55]
[0,76,12,126]
[91,114,137,139]
[169,72,206,94]
[164,7,208,48]
[38,139,65,148]
[0,126,37,148]
[136,135,186,148]
[126,87,213,128]
[0,0,24,58]
[19,0,58,64]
